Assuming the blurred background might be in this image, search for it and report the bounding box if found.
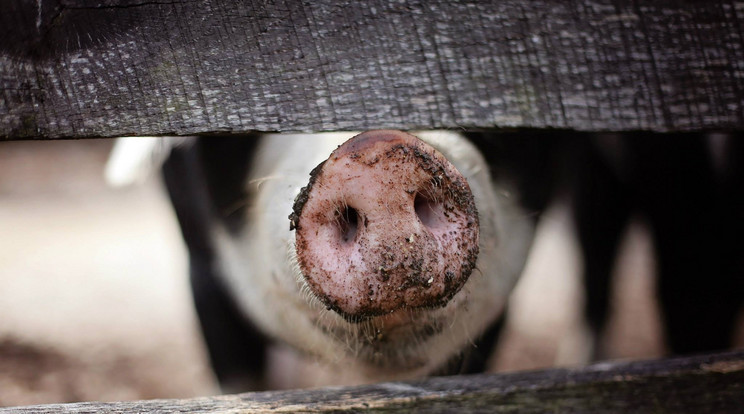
[0,138,741,407]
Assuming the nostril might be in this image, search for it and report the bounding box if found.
[337,205,359,243]
[414,192,444,230]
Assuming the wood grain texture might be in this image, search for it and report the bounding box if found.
[3,350,743,413]
[1,0,744,139]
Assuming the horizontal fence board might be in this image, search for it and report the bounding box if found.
[3,350,743,413]
[1,0,744,139]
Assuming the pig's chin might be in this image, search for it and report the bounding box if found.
[308,294,464,372]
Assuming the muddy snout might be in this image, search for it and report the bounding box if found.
[289,130,479,321]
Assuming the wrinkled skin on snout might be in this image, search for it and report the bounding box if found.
[212,130,535,382]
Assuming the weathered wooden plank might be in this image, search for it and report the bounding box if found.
[3,350,743,413]
[1,0,743,139]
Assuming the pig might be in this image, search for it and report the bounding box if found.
[144,130,563,392]
[109,130,741,393]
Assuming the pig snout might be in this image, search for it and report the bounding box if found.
[289,130,480,321]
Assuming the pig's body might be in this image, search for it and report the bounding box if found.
[160,131,550,391]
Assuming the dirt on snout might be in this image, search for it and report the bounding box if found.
[291,131,479,320]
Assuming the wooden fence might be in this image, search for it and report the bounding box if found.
[2,350,743,413]
[2,0,744,139]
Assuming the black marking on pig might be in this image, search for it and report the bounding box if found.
[570,132,744,358]
[162,138,270,392]
[199,137,262,233]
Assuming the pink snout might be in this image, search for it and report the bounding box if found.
[289,130,479,321]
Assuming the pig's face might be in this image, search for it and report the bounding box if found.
[210,130,535,380]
